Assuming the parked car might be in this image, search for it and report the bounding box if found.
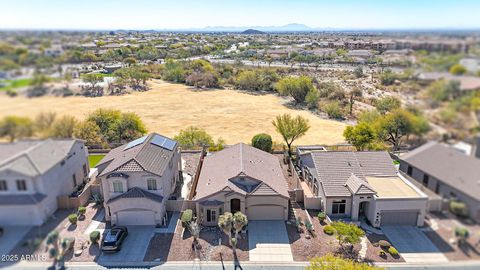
[101,226,128,252]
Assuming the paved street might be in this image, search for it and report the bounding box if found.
[248,221,293,262]
[383,226,448,263]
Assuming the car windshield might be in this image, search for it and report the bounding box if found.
[104,229,121,244]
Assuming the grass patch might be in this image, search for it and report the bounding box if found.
[393,160,400,165]
[88,154,105,168]
[0,78,32,91]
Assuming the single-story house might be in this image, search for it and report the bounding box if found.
[399,141,480,223]
[0,139,89,225]
[96,133,181,226]
[298,151,428,227]
[192,143,289,226]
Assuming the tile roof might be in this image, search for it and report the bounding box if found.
[107,187,164,204]
[0,193,47,205]
[195,143,289,200]
[401,141,480,200]
[0,139,81,177]
[96,133,177,177]
[345,174,376,195]
[309,151,397,197]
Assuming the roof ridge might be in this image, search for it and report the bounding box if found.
[351,152,366,180]
[0,140,47,167]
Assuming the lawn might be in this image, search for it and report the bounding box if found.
[0,80,347,145]
[88,154,105,168]
[0,78,32,91]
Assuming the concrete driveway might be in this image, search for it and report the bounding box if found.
[248,221,293,262]
[98,226,154,263]
[382,226,448,263]
[0,226,31,255]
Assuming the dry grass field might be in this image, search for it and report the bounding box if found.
[0,80,348,145]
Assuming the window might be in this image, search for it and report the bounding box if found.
[0,180,7,191]
[435,182,440,194]
[206,209,217,222]
[407,166,413,176]
[73,174,77,187]
[422,174,429,187]
[83,164,88,177]
[113,182,123,193]
[332,199,346,214]
[16,180,27,191]
[147,179,157,190]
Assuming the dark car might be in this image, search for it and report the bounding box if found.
[101,226,128,252]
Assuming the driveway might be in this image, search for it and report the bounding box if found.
[0,226,31,255]
[382,226,448,263]
[248,221,293,262]
[98,226,154,263]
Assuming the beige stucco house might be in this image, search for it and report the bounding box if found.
[298,151,428,227]
[192,143,289,226]
[96,133,181,226]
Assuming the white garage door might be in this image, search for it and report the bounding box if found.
[381,211,418,226]
[247,205,285,220]
[117,210,155,225]
[0,206,41,225]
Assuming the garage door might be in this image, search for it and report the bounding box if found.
[117,210,155,225]
[0,206,42,225]
[381,211,418,226]
[247,205,284,220]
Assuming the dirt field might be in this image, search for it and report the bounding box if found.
[0,80,347,145]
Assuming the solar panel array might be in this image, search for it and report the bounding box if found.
[150,134,177,151]
[124,135,148,150]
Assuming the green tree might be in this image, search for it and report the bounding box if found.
[374,96,401,114]
[0,116,33,142]
[275,76,315,104]
[251,133,273,152]
[343,123,376,151]
[305,88,321,109]
[86,109,146,144]
[272,114,310,155]
[73,121,106,148]
[449,64,467,75]
[49,115,77,138]
[376,109,414,151]
[34,111,57,137]
[123,56,137,67]
[174,126,214,149]
[330,221,365,248]
[232,212,248,252]
[307,254,381,270]
[162,59,186,83]
[82,73,104,97]
[354,66,364,78]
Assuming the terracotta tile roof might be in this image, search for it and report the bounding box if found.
[195,143,289,200]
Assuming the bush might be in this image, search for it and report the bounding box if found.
[324,101,345,119]
[68,213,78,225]
[181,209,193,228]
[27,87,48,97]
[323,225,335,235]
[251,133,273,152]
[90,231,100,244]
[78,206,87,215]
[388,246,399,256]
[317,212,326,223]
[378,240,391,248]
[454,227,470,241]
[450,200,469,218]
[5,89,18,97]
[378,250,387,257]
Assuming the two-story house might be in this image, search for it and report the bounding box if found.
[0,139,89,225]
[96,133,181,226]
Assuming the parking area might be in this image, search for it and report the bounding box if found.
[248,221,293,262]
[382,225,448,263]
[98,226,155,263]
[0,226,31,256]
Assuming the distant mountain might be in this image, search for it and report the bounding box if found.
[167,23,317,32]
[241,29,266,34]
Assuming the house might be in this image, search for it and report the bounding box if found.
[399,141,480,223]
[192,143,289,226]
[0,139,89,225]
[96,133,181,226]
[298,151,428,227]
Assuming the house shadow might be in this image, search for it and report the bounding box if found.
[423,229,455,253]
[458,241,480,257]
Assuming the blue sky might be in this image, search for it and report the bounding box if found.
[1,0,479,30]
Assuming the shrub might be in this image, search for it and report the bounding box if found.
[295,217,303,233]
[181,209,193,228]
[5,89,18,97]
[324,101,345,119]
[378,240,391,248]
[89,231,100,244]
[378,250,387,257]
[450,200,469,218]
[68,213,78,225]
[323,225,335,235]
[78,206,87,215]
[251,133,273,152]
[454,227,470,242]
[317,212,326,223]
[388,246,399,256]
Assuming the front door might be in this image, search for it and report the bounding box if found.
[206,209,217,223]
[231,199,241,213]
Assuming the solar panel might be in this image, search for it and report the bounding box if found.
[150,134,177,151]
[124,135,148,150]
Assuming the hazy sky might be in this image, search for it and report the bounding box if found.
[1,0,479,30]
